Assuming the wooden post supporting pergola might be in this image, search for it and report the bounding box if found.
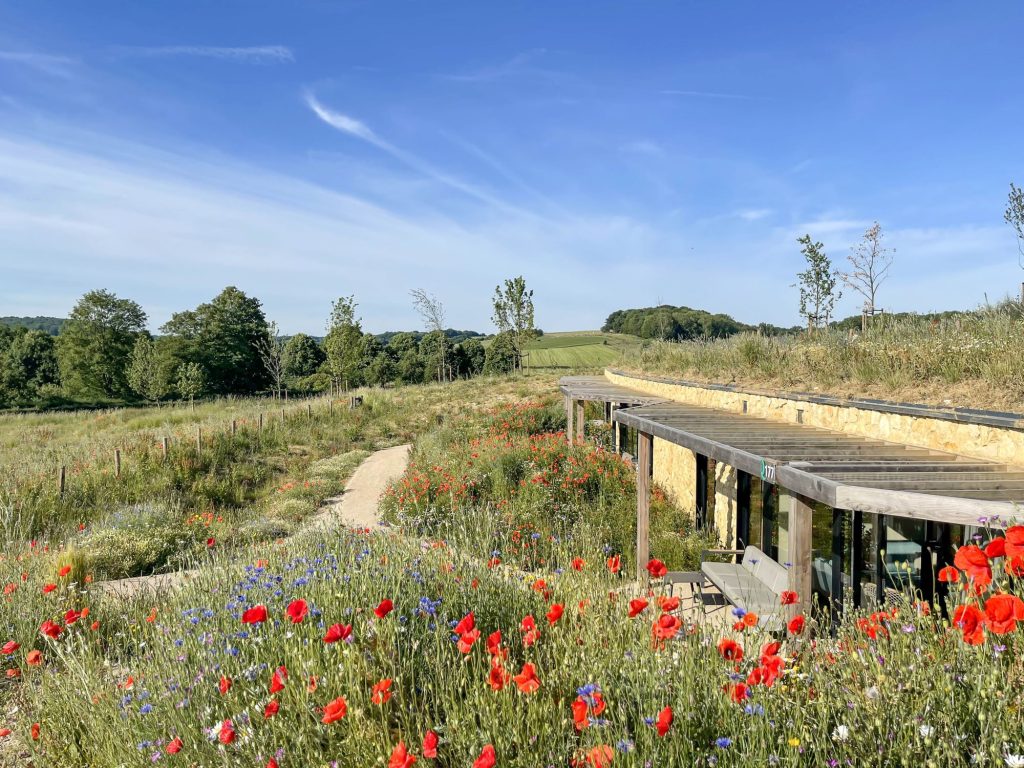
[565,394,574,444]
[575,400,585,444]
[636,430,653,580]
[788,495,814,616]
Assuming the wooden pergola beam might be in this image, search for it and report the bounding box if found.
[636,430,653,580]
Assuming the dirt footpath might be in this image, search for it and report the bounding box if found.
[312,443,411,529]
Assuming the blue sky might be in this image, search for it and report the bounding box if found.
[1,1,1023,334]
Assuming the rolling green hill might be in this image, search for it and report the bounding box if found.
[522,331,641,370]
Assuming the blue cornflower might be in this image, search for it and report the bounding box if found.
[715,737,732,748]
[139,704,153,715]
[731,606,746,619]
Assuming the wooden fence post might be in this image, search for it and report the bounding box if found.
[162,437,169,461]
[197,428,202,455]
[58,465,66,498]
[307,403,312,419]
[329,399,333,416]
[281,408,286,424]
[636,431,653,581]
[259,413,264,432]
[788,495,814,617]
[114,448,122,478]
[231,419,237,436]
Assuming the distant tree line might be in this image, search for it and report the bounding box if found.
[0,276,538,410]
[0,316,65,335]
[603,305,779,340]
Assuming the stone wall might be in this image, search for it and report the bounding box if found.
[607,370,1024,466]
[652,438,697,518]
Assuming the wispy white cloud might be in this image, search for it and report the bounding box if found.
[439,48,555,83]
[737,208,772,221]
[111,45,294,63]
[0,50,77,78]
[304,93,526,215]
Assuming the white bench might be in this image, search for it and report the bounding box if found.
[700,545,789,627]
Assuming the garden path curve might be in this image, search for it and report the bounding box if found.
[311,443,411,530]
[99,444,411,598]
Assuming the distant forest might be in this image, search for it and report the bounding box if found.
[0,316,65,335]
[602,305,794,340]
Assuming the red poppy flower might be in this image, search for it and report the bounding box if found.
[654,613,682,640]
[953,604,985,645]
[646,559,667,578]
[374,599,394,619]
[937,566,960,583]
[267,759,278,768]
[628,598,649,618]
[472,744,496,768]
[219,676,232,695]
[264,699,279,719]
[586,745,614,768]
[787,615,806,635]
[242,605,268,624]
[1,641,18,655]
[1006,556,1024,578]
[760,641,781,659]
[488,661,511,690]
[422,730,439,758]
[0,728,13,739]
[780,590,798,605]
[1006,525,1024,559]
[571,557,586,571]
[729,682,750,703]
[655,705,673,737]
[717,637,743,661]
[269,666,287,693]
[388,741,417,768]
[218,719,235,745]
[323,623,352,643]
[572,698,589,730]
[40,620,62,639]
[42,584,56,594]
[322,696,348,723]
[953,545,992,589]
[371,678,393,704]
[984,537,1006,558]
[546,604,564,626]
[206,537,216,549]
[485,630,505,659]
[656,595,680,612]
[513,662,540,693]
[30,723,39,741]
[165,737,183,754]
[606,554,621,574]
[286,599,308,624]
[520,615,540,646]
[983,593,1024,634]
[26,649,42,666]
[58,565,72,578]
[742,612,760,628]
[454,612,475,636]
[457,628,481,654]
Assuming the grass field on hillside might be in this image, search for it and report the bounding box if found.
[523,331,641,370]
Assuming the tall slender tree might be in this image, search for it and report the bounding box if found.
[410,289,449,382]
[491,276,536,372]
[840,222,894,330]
[795,235,841,332]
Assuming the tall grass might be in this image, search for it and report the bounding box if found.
[622,309,1024,409]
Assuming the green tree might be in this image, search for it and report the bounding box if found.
[491,276,536,372]
[397,347,424,384]
[459,338,485,377]
[839,222,893,329]
[411,289,449,382]
[2,329,60,404]
[282,334,326,378]
[127,335,171,402]
[367,351,398,386]
[483,331,518,375]
[323,296,364,391]
[256,321,286,398]
[57,290,147,399]
[160,287,270,395]
[796,235,841,332]
[176,362,206,406]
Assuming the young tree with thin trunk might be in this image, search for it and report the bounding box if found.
[1004,182,1024,302]
[491,276,536,372]
[795,235,840,333]
[410,289,449,383]
[840,222,894,330]
[176,362,205,410]
[256,321,286,399]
